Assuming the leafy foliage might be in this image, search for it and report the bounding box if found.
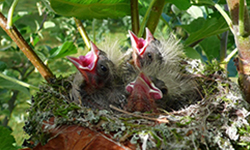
[45,0,131,19]
[0,126,16,150]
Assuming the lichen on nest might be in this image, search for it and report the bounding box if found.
[23,59,250,150]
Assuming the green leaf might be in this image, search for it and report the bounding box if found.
[182,14,229,46]
[0,61,7,71]
[45,0,130,19]
[0,77,30,96]
[184,47,202,60]
[166,0,191,10]
[49,41,77,59]
[199,35,220,61]
[0,126,16,150]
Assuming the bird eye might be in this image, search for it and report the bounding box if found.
[100,64,107,72]
[147,53,152,59]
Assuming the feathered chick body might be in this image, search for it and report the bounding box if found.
[67,42,126,110]
[128,28,200,111]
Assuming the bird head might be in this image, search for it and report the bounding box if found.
[67,42,113,89]
[129,28,162,68]
[125,72,163,112]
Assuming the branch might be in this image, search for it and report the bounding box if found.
[0,12,55,83]
[239,0,245,35]
[2,90,19,127]
[138,0,156,37]
[0,72,39,90]
[143,0,166,38]
[7,0,19,28]
[74,18,91,50]
[130,0,139,35]
[214,3,234,35]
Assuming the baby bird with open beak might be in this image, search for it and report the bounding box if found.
[67,42,126,110]
[125,72,163,113]
[127,28,200,111]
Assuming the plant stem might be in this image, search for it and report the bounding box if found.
[130,0,139,35]
[138,0,156,37]
[0,12,55,83]
[239,0,245,36]
[92,18,96,44]
[2,90,19,127]
[7,0,19,29]
[74,18,91,50]
[214,3,234,34]
[0,72,39,90]
[220,31,229,70]
[224,48,238,63]
[226,0,250,103]
[143,0,166,38]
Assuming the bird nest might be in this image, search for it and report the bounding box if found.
[23,59,250,150]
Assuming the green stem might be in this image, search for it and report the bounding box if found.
[239,0,245,36]
[7,0,19,29]
[0,12,55,83]
[143,0,166,38]
[2,90,19,127]
[74,18,91,50]
[92,19,96,44]
[214,3,234,35]
[220,31,229,63]
[0,72,39,90]
[0,3,3,12]
[130,0,140,35]
[138,0,156,37]
[223,48,238,63]
[160,16,173,33]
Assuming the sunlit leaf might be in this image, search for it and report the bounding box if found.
[44,21,56,29]
[49,41,77,59]
[44,0,130,19]
[0,126,16,150]
[187,5,203,19]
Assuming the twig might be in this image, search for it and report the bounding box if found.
[109,105,169,123]
[143,0,166,38]
[138,0,156,37]
[7,0,19,29]
[223,48,238,64]
[0,12,55,83]
[130,0,140,35]
[74,18,91,50]
[214,3,234,35]
[0,72,39,90]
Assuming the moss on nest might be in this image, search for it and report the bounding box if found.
[23,59,250,149]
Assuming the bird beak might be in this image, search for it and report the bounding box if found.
[67,41,100,83]
[126,72,162,100]
[67,41,99,72]
[128,28,154,56]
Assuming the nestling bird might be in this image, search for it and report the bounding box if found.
[128,27,163,69]
[127,28,200,111]
[125,71,163,113]
[67,42,127,110]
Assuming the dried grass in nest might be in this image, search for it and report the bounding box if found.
[23,59,250,150]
